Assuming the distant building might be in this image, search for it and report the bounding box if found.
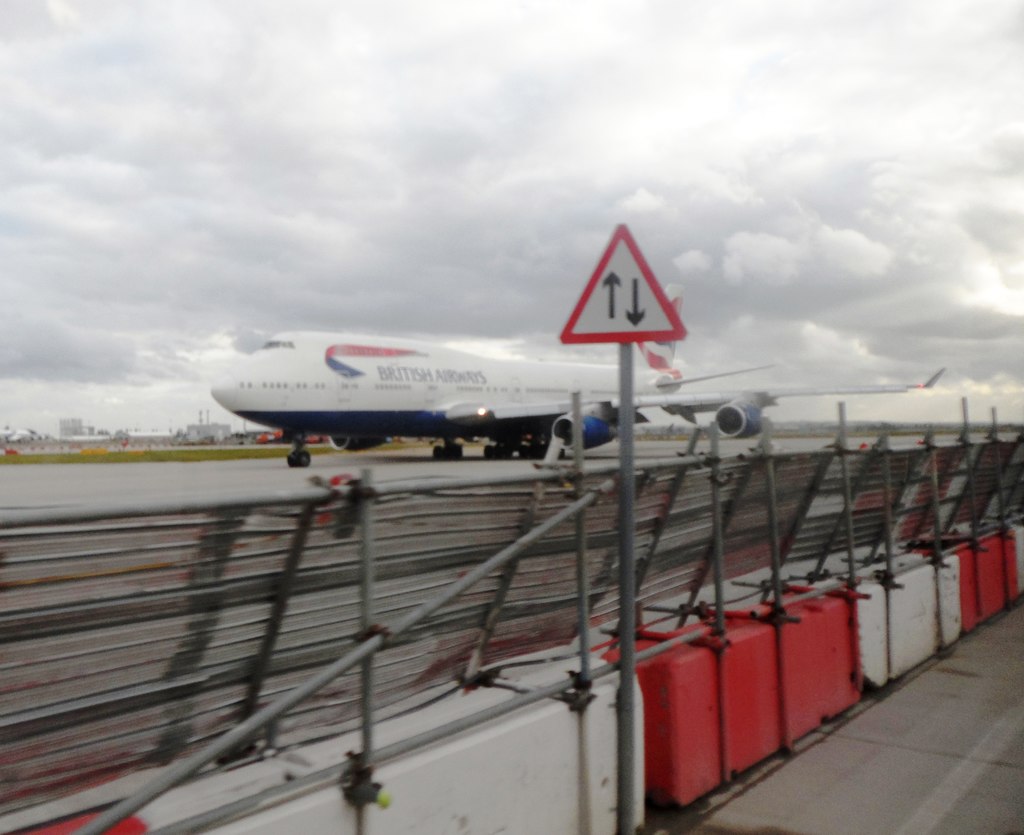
[60,418,93,438]
[186,422,231,443]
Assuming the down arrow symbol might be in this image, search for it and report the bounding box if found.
[625,278,645,326]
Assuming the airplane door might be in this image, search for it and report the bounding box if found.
[337,379,353,406]
[511,377,523,403]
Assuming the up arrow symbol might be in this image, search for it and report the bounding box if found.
[602,271,622,319]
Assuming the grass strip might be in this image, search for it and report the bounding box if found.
[0,447,336,465]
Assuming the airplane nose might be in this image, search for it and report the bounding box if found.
[211,375,238,411]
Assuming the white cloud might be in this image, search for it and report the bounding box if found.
[815,226,892,277]
[798,321,873,364]
[962,260,1024,317]
[47,0,81,29]
[722,232,806,285]
[620,188,670,214]
[673,249,713,276]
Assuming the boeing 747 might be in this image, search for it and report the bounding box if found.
[210,290,943,467]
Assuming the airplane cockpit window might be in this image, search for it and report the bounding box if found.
[260,340,296,350]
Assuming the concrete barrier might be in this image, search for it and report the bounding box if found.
[67,654,639,835]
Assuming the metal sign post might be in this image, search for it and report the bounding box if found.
[560,224,685,834]
[616,340,637,834]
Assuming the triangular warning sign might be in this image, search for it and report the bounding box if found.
[561,224,687,344]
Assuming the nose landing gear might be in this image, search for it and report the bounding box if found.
[432,440,464,460]
[287,434,312,468]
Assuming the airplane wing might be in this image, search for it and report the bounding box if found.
[653,364,774,390]
[633,367,946,416]
[443,363,794,426]
[448,369,944,423]
[444,368,944,451]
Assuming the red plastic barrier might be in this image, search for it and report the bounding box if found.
[638,638,720,806]
[954,532,1017,630]
[603,625,721,806]
[780,595,860,743]
[720,618,781,777]
[603,589,867,807]
[976,535,1006,620]
[25,812,147,834]
[980,531,1018,612]
[953,543,981,633]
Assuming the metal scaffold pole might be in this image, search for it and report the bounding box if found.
[571,390,595,835]
[837,403,858,585]
[573,391,592,688]
[616,341,638,835]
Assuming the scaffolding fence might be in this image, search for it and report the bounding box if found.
[1,408,1023,834]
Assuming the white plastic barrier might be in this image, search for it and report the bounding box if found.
[855,582,889,688]
[128,655,642,835]
[795,550,960,688]
[886,557,961,680]
[938,556,963,647]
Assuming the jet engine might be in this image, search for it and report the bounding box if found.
[714,401,764,438]
[551,414,618,449]
[329,437,390,451]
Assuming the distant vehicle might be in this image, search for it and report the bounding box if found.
[211,287,943,468]
[255,430,327,444]
[256,430,285,444]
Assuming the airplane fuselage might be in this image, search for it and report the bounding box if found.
[211,332,656,443]
[211,330,938,467]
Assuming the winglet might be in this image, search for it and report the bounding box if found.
[920,368,946,389]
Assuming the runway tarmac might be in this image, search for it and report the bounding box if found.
[0,434,916,512]
[0,443,586,511]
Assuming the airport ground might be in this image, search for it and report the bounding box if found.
[0,433,966,511]
[0,437,837,510]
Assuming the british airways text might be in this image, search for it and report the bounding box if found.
[377,366,487,385]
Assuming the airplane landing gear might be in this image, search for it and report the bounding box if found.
[432,440,464,460]
[483,437,550,460]
[484,442,517,459]
[524,440,549,460]
[287,434,311,468]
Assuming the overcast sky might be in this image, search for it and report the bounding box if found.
[2,0,1023,434]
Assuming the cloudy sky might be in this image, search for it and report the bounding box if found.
[2,0,1023,434]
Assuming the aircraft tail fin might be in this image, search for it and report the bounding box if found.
[639,283,685,378]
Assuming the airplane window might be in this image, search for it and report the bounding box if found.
[261,340,296,350]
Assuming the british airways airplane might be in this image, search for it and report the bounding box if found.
[210,289,943,467]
